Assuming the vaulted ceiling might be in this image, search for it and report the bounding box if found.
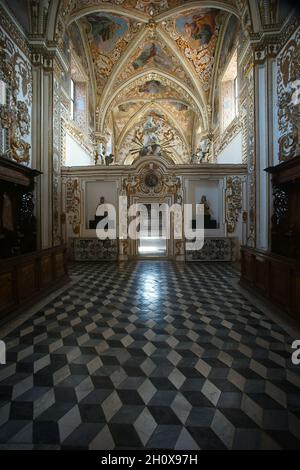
[1,0,297,164]
[62,1,242,162]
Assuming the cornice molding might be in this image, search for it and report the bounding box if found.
[249,13,300,59]
[0,4,30,57]
[60,162,248,178]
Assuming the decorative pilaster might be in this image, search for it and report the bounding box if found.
[31,49,66,248]
[252,38,281,251]
[31,52,54,248]
[240,48,256,248]
[53,59,63,246]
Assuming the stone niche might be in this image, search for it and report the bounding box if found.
[185,178,225,238]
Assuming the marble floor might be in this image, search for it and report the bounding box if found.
[0,261,300,450]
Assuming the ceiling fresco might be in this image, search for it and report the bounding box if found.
[65,1,241,163]
[111,94,195,146]
[114,38,194,92]
[162,9,225,92]
[112,101,146,135]
[80,12,141,94]
[69,22,89,72]
[117,76,192,103]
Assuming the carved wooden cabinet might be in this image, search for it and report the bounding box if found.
[266,155,300,259]
[241,155,300,318]
[0,155,40,258]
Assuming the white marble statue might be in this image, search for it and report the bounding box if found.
[143,116,160,147]
[191,138,211,163]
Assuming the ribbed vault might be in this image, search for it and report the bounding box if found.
[56,0,245,164]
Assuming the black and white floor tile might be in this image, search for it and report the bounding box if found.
[0,261,300,450]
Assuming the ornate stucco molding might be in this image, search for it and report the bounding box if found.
[238,50,256,246]
[225,175,242,234]
[122,161,181,198]
[0,28,32,164]
[0,4,30,58]
[248,11,300,55]
[63,176,82,235]
[277,27,300,161]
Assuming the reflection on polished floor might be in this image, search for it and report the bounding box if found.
[0,261,300,450]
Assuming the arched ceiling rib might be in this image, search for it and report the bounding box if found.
[67,1,240,24]
[99,69,206,133]
[59,0,246,162]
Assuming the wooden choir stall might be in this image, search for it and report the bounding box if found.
[0,156,68,322]
[241,155,300,319]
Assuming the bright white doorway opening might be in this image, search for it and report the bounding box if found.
[137,203,167,258]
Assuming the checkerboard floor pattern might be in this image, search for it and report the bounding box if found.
[0,261,300,450]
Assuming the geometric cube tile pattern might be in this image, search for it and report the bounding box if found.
[0,261,300,449]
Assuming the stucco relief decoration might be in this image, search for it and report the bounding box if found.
[0,30,32,164]
[225,176,242,234]
[162,9,223,92]
[277,28,300,160]
[53,76,63,245]
[258,0,277,26]
[70,1,190,17]
[123,162,181,197]
[65,178,81,235]
[82,12,141,97]
[118,113,189,164]
[239,53,255,245]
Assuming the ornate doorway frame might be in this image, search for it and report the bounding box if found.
[131,195,174,260]
[121,158,184,261]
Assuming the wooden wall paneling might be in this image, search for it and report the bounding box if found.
[254,256,268,294]
[0,245,68,320]
[40,254,53,287]
[270,260,289,307]
[241,246,300,319]
[0,270,16,314]
[17,260,38,301]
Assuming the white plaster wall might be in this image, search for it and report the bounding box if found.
[217,131,243,164]
[84,180,119,229]
[65,132,92,166]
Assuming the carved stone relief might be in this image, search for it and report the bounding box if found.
[65,177,81,235]
[53,74,62,245]
[277,27,300,160]
[0,28,32,164]
[122,162,181,197]
[239,51,255,246]
[225,176,242,234]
